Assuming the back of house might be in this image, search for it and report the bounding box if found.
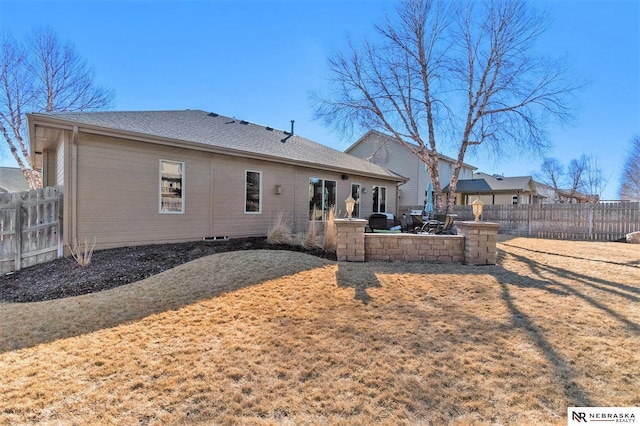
[28,110,406,250]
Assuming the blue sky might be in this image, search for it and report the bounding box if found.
[1,0,638,199]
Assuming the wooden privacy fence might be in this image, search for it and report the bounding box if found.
[452,202,640,241]
[0,186,62,274]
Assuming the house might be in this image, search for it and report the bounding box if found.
[535,182,599,204]
[345,130,477,211]
[443,172,544,205]
[0,166,32,192]
[27,110,406,250]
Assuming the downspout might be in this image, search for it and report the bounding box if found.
[70,125,78,245]
[396,178,408,217]
[396,181,401,217]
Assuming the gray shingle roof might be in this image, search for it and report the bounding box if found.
[30,110,405,181]
[443,179,492,193]
[443,173,535,193]
[0,167,31,192]
[347,129,478,170]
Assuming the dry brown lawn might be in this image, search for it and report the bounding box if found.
[0,237,638,425]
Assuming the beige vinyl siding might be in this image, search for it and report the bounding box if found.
[56,140,65,186]
[463,193,531,206]
[74,134,211,249]
[66,132,400,250]
[40,134,64,187]
[209,156,298,238]
[42,150,55,187]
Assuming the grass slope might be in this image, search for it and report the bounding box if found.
[0,239,638,425]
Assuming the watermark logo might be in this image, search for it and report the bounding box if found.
[572,411,587,422]
[568,407,639,425]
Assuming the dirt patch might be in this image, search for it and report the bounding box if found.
[0,237,335,303]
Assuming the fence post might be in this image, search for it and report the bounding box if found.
[588,207,593,239]
[14,197,22,271]
[528,204,532,236]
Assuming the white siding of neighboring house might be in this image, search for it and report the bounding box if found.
[347,132,476,211]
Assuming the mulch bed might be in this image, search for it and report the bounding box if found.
[0,237,336,303]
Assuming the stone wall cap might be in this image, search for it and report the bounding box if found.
[335,218,369,224]
[455,221,501,229]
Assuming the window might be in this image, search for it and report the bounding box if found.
[351,183,361,218]
[160,160,184,213]
[373,185,387,213]
[309,178,336,220]
[245,170,262,213]
[512,195,518,205]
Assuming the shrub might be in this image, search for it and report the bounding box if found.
[323,206,337,252]
[267,211,293,245]
[301,207,323,249]
[68,238,96,267]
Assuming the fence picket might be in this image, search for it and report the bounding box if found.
[452,202,640,241]
[0,186,62,274]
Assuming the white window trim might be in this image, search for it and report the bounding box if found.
[159,159,185,214]
[245,170,262,214]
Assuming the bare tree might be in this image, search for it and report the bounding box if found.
[0,33,39,187]
[312,0,582,212]
[577,155,607,201]
[0,27,114,189]
[536,157,564,202]
[539,157,564,188]
[619,135,640,201]
[567,156,586,198]
[538,154,606,203]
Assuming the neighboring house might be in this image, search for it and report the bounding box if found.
[345,130,477,211]
[444,172,544,205]
[535,182,599,204]
[27,110,406,250]
[0,166,32,193]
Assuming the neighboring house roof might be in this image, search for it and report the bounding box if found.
[444,172,536,193]
[0,167,31,192]
[536,181,599,203]
[28,110,406,182]
[345,129,478,170]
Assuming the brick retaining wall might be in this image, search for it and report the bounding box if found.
[365,233,464,263]
[335,219,499,265]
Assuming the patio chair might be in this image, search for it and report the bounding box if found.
[423,220,441,233]
[410,213,425,233]
[418,213,457,234]
[368,213,390,232]
[400,214,414,232]
[432,214,457,235]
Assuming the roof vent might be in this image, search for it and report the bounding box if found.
[207,112,219,117]
[265,126,274,131]
[240,120,249,125]
[280,120,295,143]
